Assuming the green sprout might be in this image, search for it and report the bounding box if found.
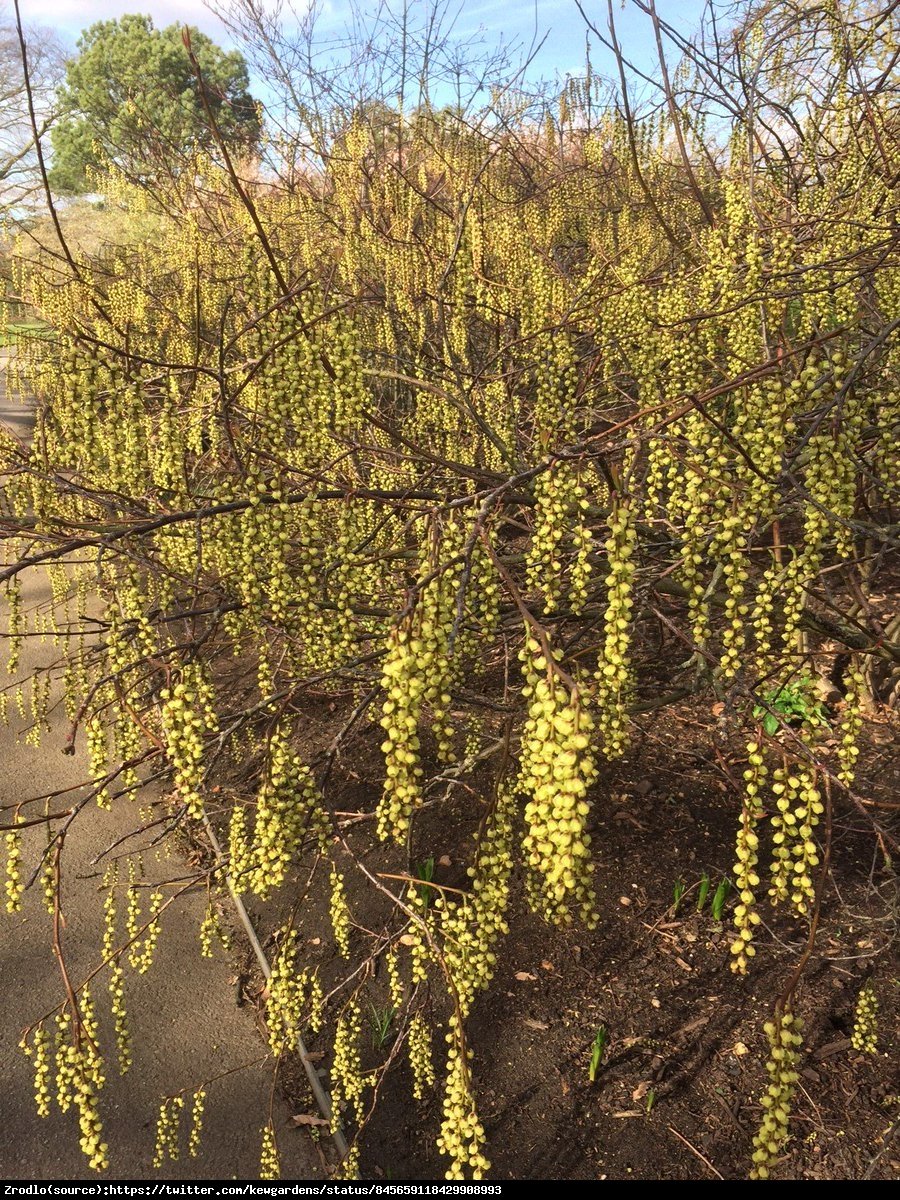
[646,1088,657,1115]
[696,871,711,913]
[415,857,435,909]
[711,877,732,922]
[369,1002,397,1048]
[753,675,827,736]
[589,1025,609,1083]
[672,878,687,916]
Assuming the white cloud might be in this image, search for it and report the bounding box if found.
[17,0,230,41]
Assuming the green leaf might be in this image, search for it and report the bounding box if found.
[696,872,711,913]
[711,878,732,921]
[589,1025,608,1083]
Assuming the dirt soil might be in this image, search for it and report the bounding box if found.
[229,679,899,1184]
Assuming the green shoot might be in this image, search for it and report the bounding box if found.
[589,1025,609,1083]
[369,1002,397,1048]
[415,857,435,908]
[672,878,686,916]
[711,877,732,922]
[696,871,711,913]
[646,1088,656,1115]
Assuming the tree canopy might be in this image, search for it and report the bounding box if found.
[48,13,260,194]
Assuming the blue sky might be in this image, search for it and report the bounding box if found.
[23,0,712,98]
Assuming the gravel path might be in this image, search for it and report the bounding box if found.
[0,353,317,1180]
[0,347,35,442]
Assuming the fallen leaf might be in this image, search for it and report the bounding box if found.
[438,854,452,867]
[522,1018,550,1031]
[613,810,648,830]
[399,933,417,946]
[678,1017,708,1037]
[650,998,661,1009]
[632,1081,652,1102]
[540,960,554,972]
[732,1042,749,1057]
[308,937,321,946]
[619,896,632,906]
[813,1038,852,1060]
[711,702,725,717]
[292,1113,330,1128]
[515,970,537,981]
